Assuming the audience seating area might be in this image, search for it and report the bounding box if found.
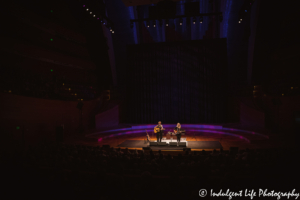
[2,142,298,199]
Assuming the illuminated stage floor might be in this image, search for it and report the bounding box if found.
[117,140,222,150]
[73,123,293,151]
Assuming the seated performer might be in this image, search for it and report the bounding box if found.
[174,123,182,143]
[154,121,164,142]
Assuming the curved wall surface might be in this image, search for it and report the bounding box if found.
[0,93,98,144]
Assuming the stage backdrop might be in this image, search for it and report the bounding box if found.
[123,39,228,124]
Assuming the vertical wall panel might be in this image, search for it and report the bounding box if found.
[125,39,227,124]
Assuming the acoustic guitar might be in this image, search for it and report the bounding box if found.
[174,129,179,135]
[154,126,165,133]
[146,129,150,141]
[174,128,184,135]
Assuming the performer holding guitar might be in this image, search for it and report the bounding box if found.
[174,123,182,143]
[154,121,164,142]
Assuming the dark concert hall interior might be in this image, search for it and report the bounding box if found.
[1,0,300,199]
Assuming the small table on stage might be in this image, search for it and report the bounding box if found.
[166,132,186,140]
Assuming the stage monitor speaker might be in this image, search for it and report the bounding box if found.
[143,147,151,150]
[150,142,157,146]
[55,126,64,142]
[183,147,191,151]
[103,145,110,148]
[169,142,177,146]
[157,142,167,146]
[230,147,239,154]
[178,142,186,147]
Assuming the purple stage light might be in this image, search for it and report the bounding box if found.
[131,124,222,130]
[96,128,251,143]
[92,124,267,143]
[83,5,85,7]
[222,127,268,138]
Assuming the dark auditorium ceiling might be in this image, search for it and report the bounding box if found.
[121,0,182,6]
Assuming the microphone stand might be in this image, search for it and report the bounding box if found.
[191,131,197,141]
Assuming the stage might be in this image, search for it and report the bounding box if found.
[77,123,277,151]
[117,140,222,150]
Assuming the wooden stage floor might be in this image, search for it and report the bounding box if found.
[65,130,296,152]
